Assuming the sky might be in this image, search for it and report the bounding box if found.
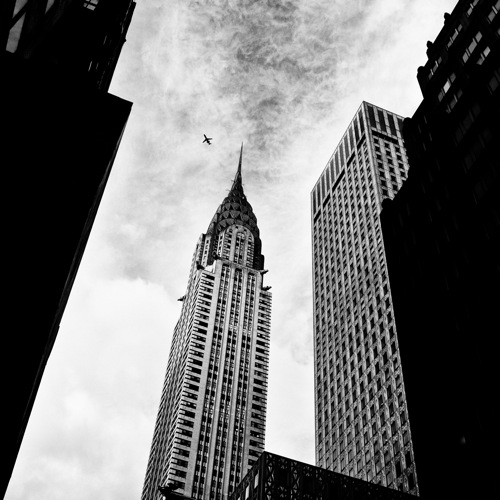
[7,1,458,499]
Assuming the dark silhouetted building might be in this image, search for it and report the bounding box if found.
[142,148,271,500]
[380,1,499,499]
[311,102,419,495]
[2,1,135,496]
[230,452,415,500]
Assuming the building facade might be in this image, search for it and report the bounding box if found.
[3,0,134,92]
[230,452,416,500]
[142,148,271,500]
[380,1,499,498]
[311,102,418,494]
[2,1,135,497]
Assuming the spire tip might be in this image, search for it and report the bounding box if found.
[232,143,243,188]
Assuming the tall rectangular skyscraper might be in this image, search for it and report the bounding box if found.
[142,147,271,500]
[311,102,418,495]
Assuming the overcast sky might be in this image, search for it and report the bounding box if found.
[7,1,457,499]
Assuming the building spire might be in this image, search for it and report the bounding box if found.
[205,144,264,269]
[231,143,243,191]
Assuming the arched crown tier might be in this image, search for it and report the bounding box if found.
[206,145,264,270]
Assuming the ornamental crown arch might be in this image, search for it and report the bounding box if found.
[205,145,264,270]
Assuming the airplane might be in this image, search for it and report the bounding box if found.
[203,134,212,145]
[260,269,269,275]
[177,295,185,302]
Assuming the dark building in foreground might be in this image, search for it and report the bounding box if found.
[2,1,135,496]
[381,1,499,499]
[230,452,415,500]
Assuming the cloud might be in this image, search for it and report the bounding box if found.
[7,251,175,499]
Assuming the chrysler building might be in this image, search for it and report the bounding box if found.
[142,146,271,500]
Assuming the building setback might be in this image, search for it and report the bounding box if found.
[380,1,499,498]
[2,1,135,497]
[230,452,416,500]
[311,102,418,495]
[142,148,271,500]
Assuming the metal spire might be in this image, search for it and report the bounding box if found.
[231,143,243,190]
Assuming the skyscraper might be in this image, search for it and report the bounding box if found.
[142,147,271,500]
[2,1,135,496]
[311,102,418,494]
[381,1,499,498]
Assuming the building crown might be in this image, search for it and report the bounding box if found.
[206,145,264,269]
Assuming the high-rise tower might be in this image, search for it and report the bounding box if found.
[311,102,418,494]
[2,1,135,496]
[142,147,271,500]
[381,1,499,498]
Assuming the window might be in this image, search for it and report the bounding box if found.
[428,56,442,80]
[83,0,100,10]
[396,460,402,476]
[447,25,462,48]
[462,31,482,63]
[466,0,479,17]
[454,103,481,143]
[477,46,491,65]
[488,69,500,94]
[446,88,463,113]
[438,73,455,101]
[488,0,500,22]
[408,472,415,489]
